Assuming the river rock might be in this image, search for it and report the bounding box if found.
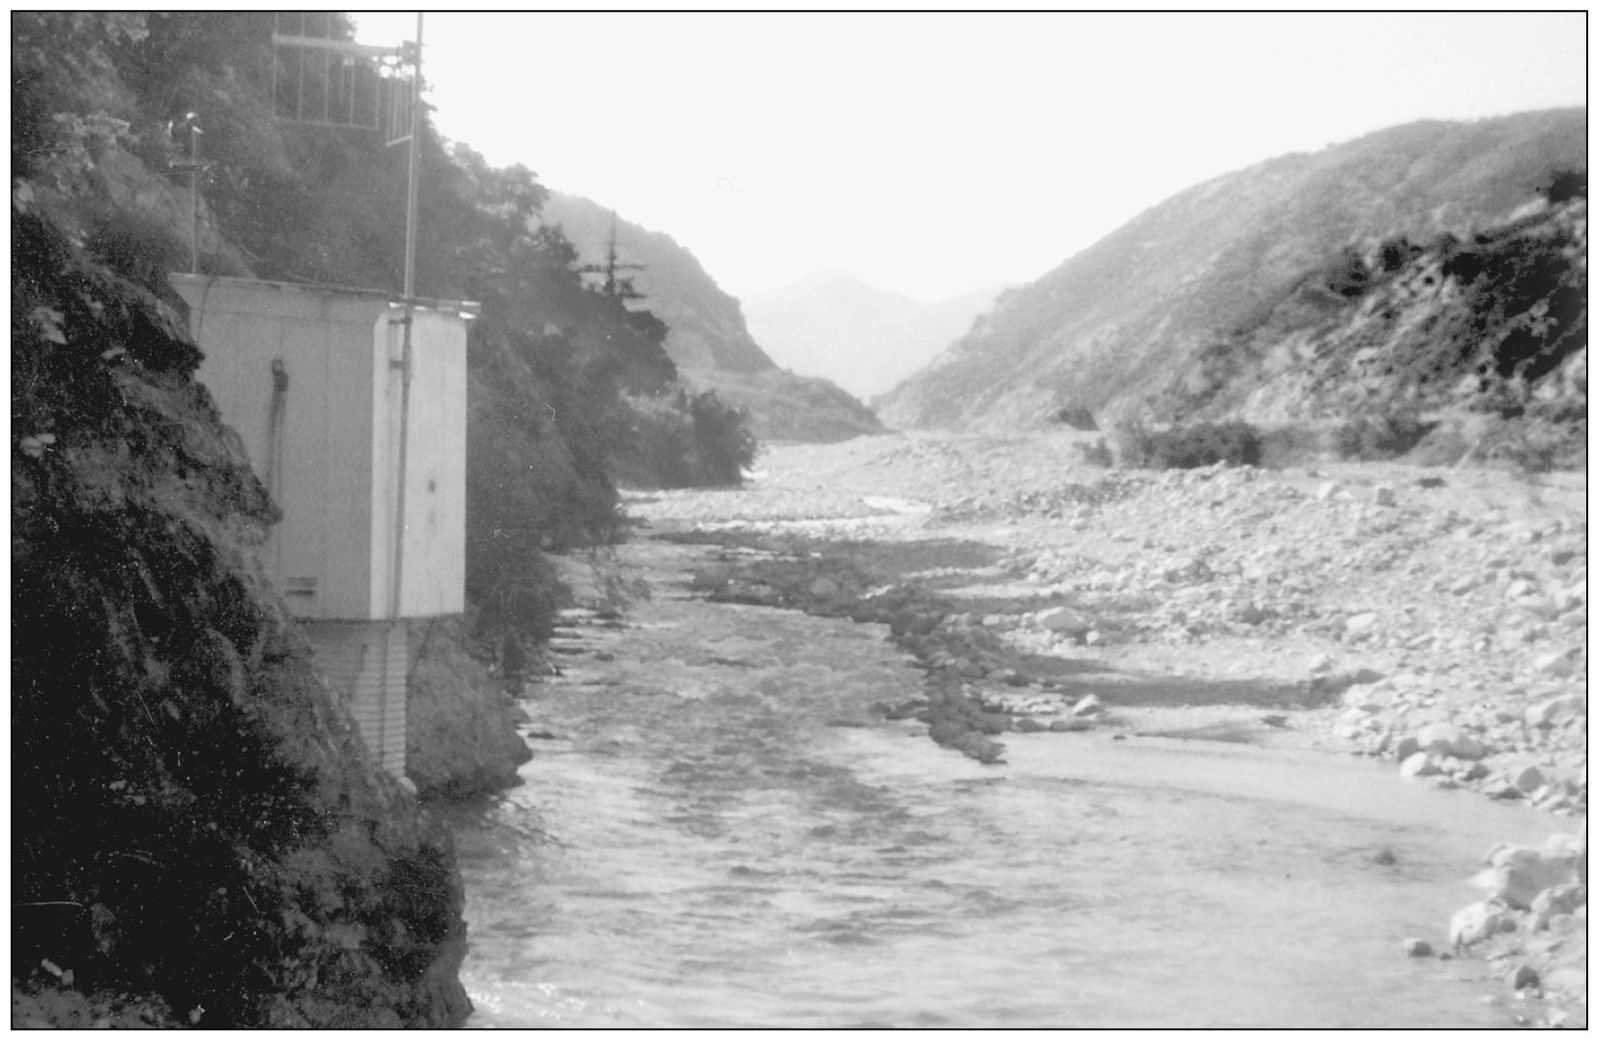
[1342,682,1387,712]
[1416,721,1484,761]
[1344,612,1378,640]
[1530,884,1587,930]
[1513,765,1548,793]
[1532,648,1579,678]
[1507,964,1542,991]
[1036,607,1093,636]
[1505,578,1539,600]
[808,577,840,599]
[1399,751,1438,777]
[1449,899,1513,948]
[1402,937,1434,958]
[1524,694,1584,727]
[1480,846,1579,910]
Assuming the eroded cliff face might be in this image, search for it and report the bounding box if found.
[12,202,471,1027]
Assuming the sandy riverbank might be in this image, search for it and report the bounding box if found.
[614,430,1586,1027]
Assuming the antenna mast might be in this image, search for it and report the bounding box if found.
[578,211,646,300]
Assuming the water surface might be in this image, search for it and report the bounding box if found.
[442,540,1546,1028]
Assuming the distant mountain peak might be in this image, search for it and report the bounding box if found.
[742,273,1006,400]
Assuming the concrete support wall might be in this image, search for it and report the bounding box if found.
[306,620,409,781]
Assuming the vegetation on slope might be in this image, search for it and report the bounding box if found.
[543,194,885,442]
[13,194,470,1028]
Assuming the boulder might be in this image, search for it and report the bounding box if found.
[1524,693,1585,727]
[1513,765,1548,793]
[1344,612,1378,640]
[1449,899,1513,949]
[1533,648,1580,678]
[1342,682,1387,712]
[1481,846,1579,910]
[808,577,841,599]
[1505,578,1539,600]
[1530,884,1587,930]
[1036,607,1093,636]
[1415,721,1484,761]
[1506,964,1542,991]
[1399,751,1438,777]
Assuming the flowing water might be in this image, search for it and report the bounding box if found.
[441,539,1551,1028]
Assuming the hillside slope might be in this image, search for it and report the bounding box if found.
[13,202,470,1028]
[878,109,1585,432]
[743,271,1004,399]
[542,194,884,443]
[1150,195,1587,430]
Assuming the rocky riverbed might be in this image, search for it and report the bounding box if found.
[613,430,1585,1027]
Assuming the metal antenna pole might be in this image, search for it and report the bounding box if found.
[402,12,422,302]
[391,11,423,621]
[189,122,201,273]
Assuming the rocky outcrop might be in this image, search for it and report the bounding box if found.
[12,204,471,1027]
[1143,193,1586,468]
[406,620,533,800]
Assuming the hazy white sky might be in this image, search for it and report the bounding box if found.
[355,10,1583,302]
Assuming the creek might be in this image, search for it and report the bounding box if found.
[440,537,1549,1028]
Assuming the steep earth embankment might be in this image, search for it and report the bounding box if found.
[12,204,471,1027]
[877,109,1585,435]
[543,194,885,442]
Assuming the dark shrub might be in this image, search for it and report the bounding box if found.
[82,204,188,298]
[1543,168,1587,204]
[614,388,756,489]
[1331,412,1436,460]
[1256,425,1322,468]
[1116,420,1262,469]
[1077,439,1114,467]
[688,389,757,487]
[1052,404,1100,430]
